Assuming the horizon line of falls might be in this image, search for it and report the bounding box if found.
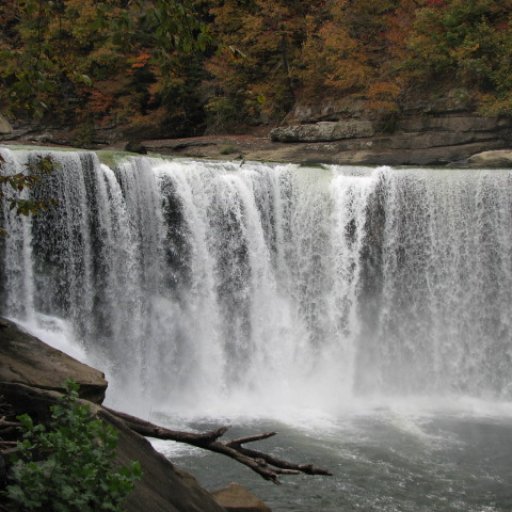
[1,148,512,418]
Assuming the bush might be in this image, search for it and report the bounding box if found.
[2,381,141,512]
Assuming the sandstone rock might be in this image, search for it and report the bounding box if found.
[98,406,226,512]
[0,382,225,512]
[284,98,366,124]
[467,149,512,168]
[0,319,224,512]
[385,130,496,150]
[212,482,272,512]
[397,115,505,133]
[270,120,374,143]
[0,114,12,135]
[0,318,107,403]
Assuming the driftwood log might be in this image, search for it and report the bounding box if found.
[105,407,332,484]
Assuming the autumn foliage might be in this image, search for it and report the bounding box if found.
[1,0,512,138]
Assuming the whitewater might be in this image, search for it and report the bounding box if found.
[1,148,511,511]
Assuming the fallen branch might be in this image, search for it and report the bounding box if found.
[0,416,20,430]
[0,384,332,484]
[0,440,19,457]
[105,407,332,484]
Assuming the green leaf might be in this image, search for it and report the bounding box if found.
[4,381,142,511]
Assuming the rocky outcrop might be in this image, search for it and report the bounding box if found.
[282,98,367,125]
[261,89,512,166]
[4,89,511,166]
[270,120,374,143]
[284,89,476,125]
[212,483,272,512]
[143,131,511,167]
[138,99,512,166]
[466,149,512,167]
[0,382,225,512]
[0,318,107,403]
[99,407,225,512]
[0,318,227,512]
[264,112,512,166]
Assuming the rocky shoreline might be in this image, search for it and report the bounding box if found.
[140,107,512,167]
[3,126,512,169]
[2,100,512,167]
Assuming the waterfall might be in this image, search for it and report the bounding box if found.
[2,148,512,416]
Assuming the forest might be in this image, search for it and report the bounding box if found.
[1,0,511,140]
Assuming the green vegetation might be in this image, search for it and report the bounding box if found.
[2,381,141,512]
[0,0,208,138]
[407,0,512,114]
[0,0,511,136]
[0,154,58,235]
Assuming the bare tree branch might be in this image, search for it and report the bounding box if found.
[0,384,332,484]
[105,406,332,484]
[105,408,229,446]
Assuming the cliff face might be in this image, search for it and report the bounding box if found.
[269,93,512,166]
[141,112,512,167]
[0,318,225,512]
[2,88,511,167]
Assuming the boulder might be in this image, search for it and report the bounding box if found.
[270,120,374,143]
[98,406,226,512]
[466,149,512,168]
[0,114,12,135]
[0,319,226,512]
[212,482,272,512]
[0,317,107,403]
[0,382,225,512]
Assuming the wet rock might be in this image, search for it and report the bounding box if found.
[0,319,225,512]
[212,482,272,512]
[284,98,366,124]
[0,317,107,403]
[0,382,225,512]
[98,405,225,512]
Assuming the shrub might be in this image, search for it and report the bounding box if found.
[2,381,141,512]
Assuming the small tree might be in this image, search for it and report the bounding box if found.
[2,381,141,512]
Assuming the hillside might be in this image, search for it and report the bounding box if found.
[1,0,511,145]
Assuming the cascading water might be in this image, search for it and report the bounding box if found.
[3,147,512,511]
[1,148,512,415]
